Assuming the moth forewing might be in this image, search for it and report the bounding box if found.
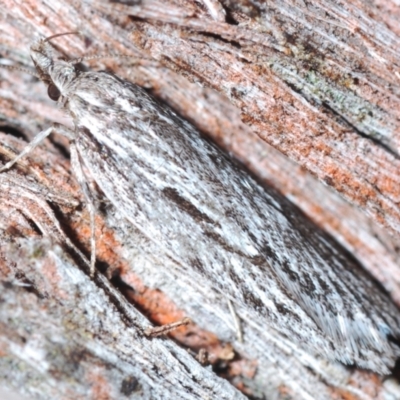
[1,34,399,375]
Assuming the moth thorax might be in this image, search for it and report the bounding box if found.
[49,62,77,96]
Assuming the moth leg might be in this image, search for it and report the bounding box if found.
[0,123,75,172]
[0,126,54,172]
[70,141,97,277]
[144,317,192,337]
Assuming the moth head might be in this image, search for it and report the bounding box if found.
[30,32,80,102]
[28,31,156,102]
[46,60,77,101]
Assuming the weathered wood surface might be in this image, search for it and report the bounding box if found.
[0,1,400,399]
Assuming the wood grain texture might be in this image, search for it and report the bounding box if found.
[1,1,400,399]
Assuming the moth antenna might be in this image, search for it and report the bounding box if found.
[0,63,39,78]
[44,31,82,43]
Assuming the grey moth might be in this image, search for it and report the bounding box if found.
[1,33,399,374]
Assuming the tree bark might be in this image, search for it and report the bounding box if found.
[0,0,400,399]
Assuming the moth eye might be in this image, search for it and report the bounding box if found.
[47,84,61,101]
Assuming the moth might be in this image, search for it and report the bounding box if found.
[1,33,399,374]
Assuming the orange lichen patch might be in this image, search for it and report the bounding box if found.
[376,174,400,198]
[123,282,225,356]
[313,141,333,156]
[322,163,376,202]
[68,211,127,278]
[296,141,313,158]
